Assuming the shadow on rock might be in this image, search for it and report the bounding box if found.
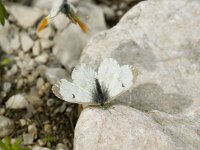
[118,83,193,114]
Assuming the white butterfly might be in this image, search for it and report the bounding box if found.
[52,58,133,106]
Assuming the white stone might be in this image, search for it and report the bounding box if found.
[40,39,54,49]
[0,116,14,137]
[23,133,34,145]
[8,4,43,28]
[32,146,51,150]
[11,34,20,50]
[3,82,11,93]
[20,32,34,52]
[6,94,28,109]
[80,0,200,114]
[35,53,48,64]
[55,143,69,150]
[32,40,41,56]
[37,26,54,39]
[28,125,38,139]
[75,105,199,150]
[53,14,70,30]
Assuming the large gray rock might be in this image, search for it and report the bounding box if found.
[74,105,200,150]
[53,2,107,71]
[80,0,200,114]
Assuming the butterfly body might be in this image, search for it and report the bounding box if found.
[37,0,88,33]
[92,79,109,106]
[52,58,134,106]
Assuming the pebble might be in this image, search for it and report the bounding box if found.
[37,26,54,39]
[32,40,41,56]
[6,94,29,109]
[3,82,12,93]
[26,95,43,107]
[32,145,51,150]
[40,39,54,49]
[0,108,5,115]
[23,133,34,145]
[0,116,14,137]
[7,65,18,76]
[20,32,34,52]
[11,34,20,50]
[35,53,48,64]
[36,78,45,89]
[44,124,52,134]
[19,119,27,126]
[28,124,38,139]
[46,99,54,107]
[55,143,69,150]
[9,4,43,28]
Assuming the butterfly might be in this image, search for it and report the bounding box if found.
[52,58,133,106]
[37,0,88,33]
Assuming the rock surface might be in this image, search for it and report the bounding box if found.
[0,116,14,137]
[6,94,29,109]
[80,0,200,114]
[9,4,43,28]
[74,105,200,150]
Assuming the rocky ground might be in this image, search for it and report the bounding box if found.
[1,0,200,150]
[0,0,143,149]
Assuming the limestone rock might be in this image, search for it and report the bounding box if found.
[74,105,200,150]
[0,116,14,137]
[80,0,200,114]
[9,4,43,28]
[20,32,34,52]
[6,94,29,109]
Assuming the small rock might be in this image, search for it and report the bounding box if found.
[37,139,46,146]
[53,14,70,30]
[55,143,69,150]
[0,108,5,115]
[19,119,27,126]
[9,4,43,28]
[36,78,45,89]
[35,53,48,64]
[20,32,34,52]
[11,34,20,50]
[3,82,11,93]
[7,65,18,76]
[45,68,70,84]
[44,124,52,134]
[40,39,54,49]
[46,99,54,107]
[28,124,38,139]
[6,94,29,109]
[37,26,54,39]
[32,40,41,56]
[0,116,14,137]
[23,133,34,145]
[32,145,51,150]
[26,95,43,107]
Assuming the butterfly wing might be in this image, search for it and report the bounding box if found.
[48,0,65,18]
[98,58,133,101]
[52,79,93,104]
[71,64,96,95]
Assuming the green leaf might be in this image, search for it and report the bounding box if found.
[0,140,8,150]
[0,0,9,26]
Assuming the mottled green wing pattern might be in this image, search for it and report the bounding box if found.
[0,0,9,26]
